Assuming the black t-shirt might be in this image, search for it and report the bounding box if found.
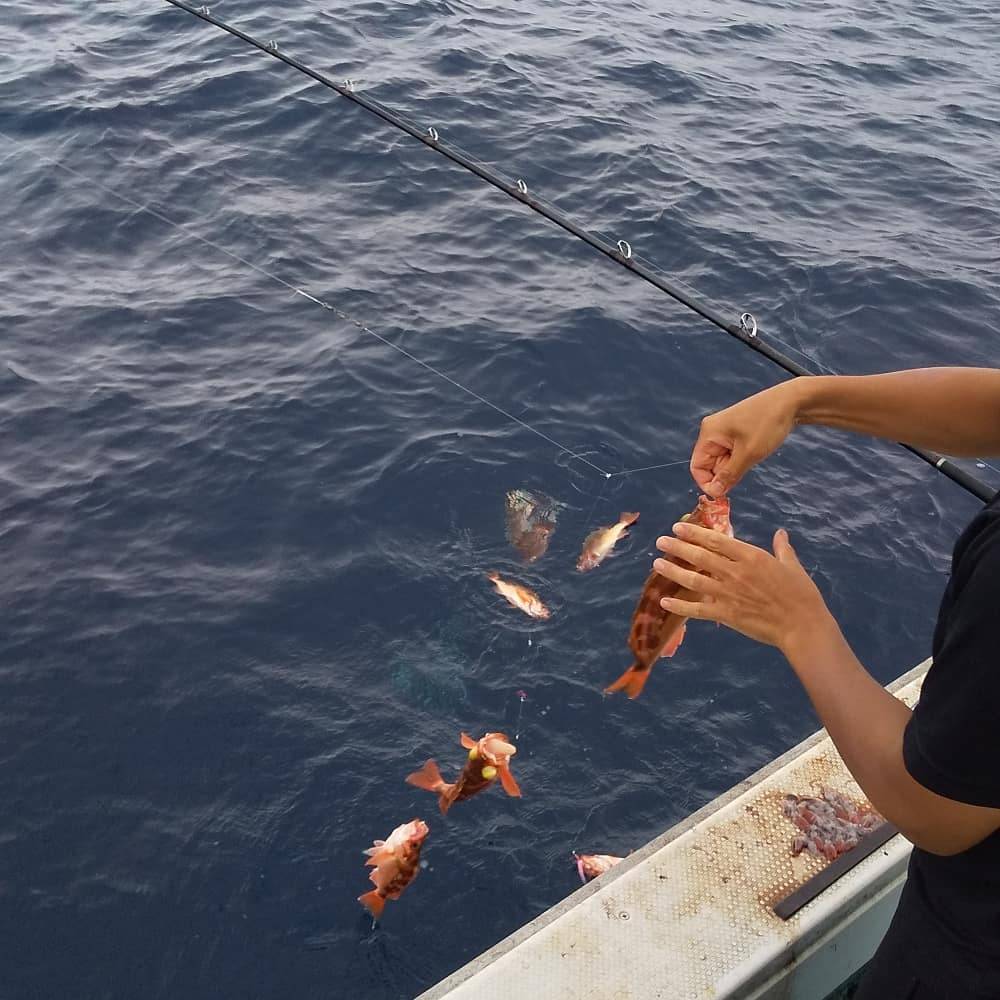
[899,489,1000,996]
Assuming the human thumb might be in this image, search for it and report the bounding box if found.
[708,448,746,497]
[773,527,799,564]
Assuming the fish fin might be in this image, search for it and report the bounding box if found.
[604,662,652,699]
[660,621,687,658]
[362,840,386,857]
[486,571,500,582]
[358,889,386,920]
[460,732,477,750]
[406,759,445,793]
[498,764,522,798]
[619,512,640,527]
[369,859,398,891]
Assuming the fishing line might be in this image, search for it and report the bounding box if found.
[160,0,995,505]
[0,131,640,479]
[609,459,690,479]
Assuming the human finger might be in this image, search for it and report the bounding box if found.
[690,438,730,494]
[703,440,755,497]
[773,527,802,567]
[660,595,717,621]
[652,558,725,596]
[655,535,732,576]
[672,520,758,560]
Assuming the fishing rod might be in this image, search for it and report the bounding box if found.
[162,0,995,504]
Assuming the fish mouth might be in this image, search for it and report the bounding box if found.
[407,819,430,842]
[484,739,516,760]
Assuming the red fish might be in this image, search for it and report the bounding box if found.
[487,572,551,619]
[407,732,521,815]
[605,495,733,699]
[357,818,429,920]
[577,511,640,572]
[574,852,625,883]
[505,488,559,563]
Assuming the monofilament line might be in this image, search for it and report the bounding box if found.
[159,0,996,506]
[0,132,610,478]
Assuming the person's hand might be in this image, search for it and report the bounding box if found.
[691,380,804,497]
[652,521,837,656]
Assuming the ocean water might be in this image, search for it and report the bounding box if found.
[1,1,998,997]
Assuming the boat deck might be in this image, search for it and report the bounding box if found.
[419,661,929,1000]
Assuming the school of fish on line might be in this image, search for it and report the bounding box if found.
[358,491,734,920]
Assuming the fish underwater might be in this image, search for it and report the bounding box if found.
[487,572,551,619]
[407,732,521,815]
[358,818,429,920]
[505,488,559,563]
[605,495,733,699]
[783,788,884,861]
[577,511,640,572]
[573,852,624,883]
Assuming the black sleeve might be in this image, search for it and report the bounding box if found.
[903,533,1000,809]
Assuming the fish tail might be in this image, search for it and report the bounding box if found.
[407,760,458,814]
[486,570,500,582]
[358,889,386,920]
[619,512,640,527]
[604,662,652,699]
[406,759,445,793]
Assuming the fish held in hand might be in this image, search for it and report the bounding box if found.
[487,572,551,619]
[577,511,639,572]
[505,488,559,563]
[357,818,429,920]
[606,495,733,699]
[407,732,521,815]
[574,852,624,883]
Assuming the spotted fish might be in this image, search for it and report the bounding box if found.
[407,732,521,815]
[357,818,429,920]
[605,495,733,699]
[505,488,559,563]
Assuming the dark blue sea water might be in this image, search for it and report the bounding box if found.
[2,2,998,997]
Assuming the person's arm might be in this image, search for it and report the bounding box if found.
[653,523,1000,855]
[693,368,1000,496]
